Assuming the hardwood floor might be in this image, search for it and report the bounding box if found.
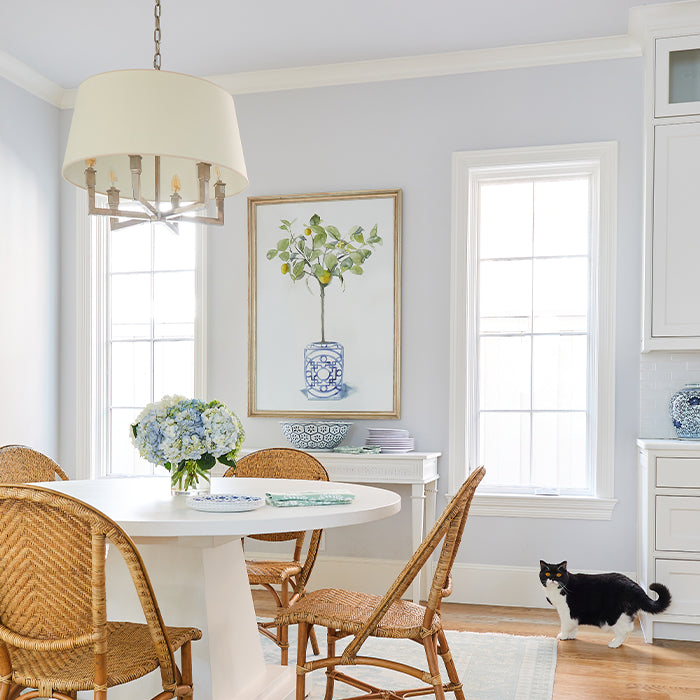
[439,601,700,700]
[254,592,700,699]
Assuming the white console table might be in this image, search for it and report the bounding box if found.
[240,449,440,603]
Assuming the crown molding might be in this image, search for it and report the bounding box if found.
[206,35,641,96]
[60,88,78,109]
[8,34,642,110]
[0,49,63,107]
[629,0,700,45]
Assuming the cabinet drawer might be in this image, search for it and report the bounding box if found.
[656,559,700,616]
[657,457,700,487]
[656,496,700,551]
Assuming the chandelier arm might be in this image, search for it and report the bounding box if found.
[162,221,180,235]
[167,211,224,226]
[110,218,153,231]
[87,203,153,221]
[135,196,160,217]
[164,200,208,217]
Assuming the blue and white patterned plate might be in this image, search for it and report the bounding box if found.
[186,493,265,513]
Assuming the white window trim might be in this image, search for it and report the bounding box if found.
[75,189,208,478]
[449,142,618,519]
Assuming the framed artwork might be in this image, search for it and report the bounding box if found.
[248,189,401,418]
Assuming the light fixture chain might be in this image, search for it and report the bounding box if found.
[153,0,162,70]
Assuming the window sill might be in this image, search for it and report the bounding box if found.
[470,493,618,520]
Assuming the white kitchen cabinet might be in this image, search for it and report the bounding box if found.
[637,439,700,641]
[641,27,700,349]
[655,35,700,117]
[649,122,700,342]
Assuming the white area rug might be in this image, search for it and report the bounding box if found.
[261,626,557,700]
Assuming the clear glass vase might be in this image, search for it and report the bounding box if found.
[169,462,211,496]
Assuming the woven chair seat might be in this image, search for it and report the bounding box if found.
[7,621,201,693]
[246,559,302,584]
[277,588,442,640]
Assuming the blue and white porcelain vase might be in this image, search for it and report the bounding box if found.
[670,383,700,439]
[303,341,344,399]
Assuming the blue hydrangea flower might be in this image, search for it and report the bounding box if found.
[130,395,244,472]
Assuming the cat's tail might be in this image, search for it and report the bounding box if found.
[640,583,671,614]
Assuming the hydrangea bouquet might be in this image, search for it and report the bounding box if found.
[130,395,245,494]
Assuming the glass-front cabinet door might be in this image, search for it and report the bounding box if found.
[656,35,700,117]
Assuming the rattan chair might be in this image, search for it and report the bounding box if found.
[223,447,329,665]
[0,445,69,483]
[277,466,486,700]
[0,484,201,700]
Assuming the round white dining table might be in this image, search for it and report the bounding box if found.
[40,476,401,700]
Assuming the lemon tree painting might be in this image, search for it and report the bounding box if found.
[248,189,401,418]
[270,214,383,346]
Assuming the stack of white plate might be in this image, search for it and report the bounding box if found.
[365,428,415,453]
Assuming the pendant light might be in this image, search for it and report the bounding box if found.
[62,0,248,232]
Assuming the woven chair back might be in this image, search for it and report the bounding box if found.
[0,485,178,686]
[343,466,486,659]
[225,448,329,543]
[0,445,69,483]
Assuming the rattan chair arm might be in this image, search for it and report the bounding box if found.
[0,626,97,652]
[440,572,453,598]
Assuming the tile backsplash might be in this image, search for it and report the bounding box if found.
[640,352,700,438]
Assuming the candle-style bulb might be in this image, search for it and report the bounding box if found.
[85,158,96,168]
[171,174,181,193]
[109,171,118,185]
[215,166,222,181]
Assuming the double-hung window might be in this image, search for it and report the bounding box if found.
[450,143,617,518]
[77,193,206,478]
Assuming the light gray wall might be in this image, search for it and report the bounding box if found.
[205,58,645,570]
[57,57,645,571]
[0,76,60,459]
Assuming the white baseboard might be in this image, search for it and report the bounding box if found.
[435,562,635,608]
[306,554,405,597]
[252,553,634,610]
[307,556,553,608]
[445,562,552,609]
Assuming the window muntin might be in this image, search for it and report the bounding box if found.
[476,174,592,493]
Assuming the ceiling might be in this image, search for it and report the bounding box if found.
[0,0,679,89]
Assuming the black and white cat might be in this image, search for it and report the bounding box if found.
[539,560,671,648]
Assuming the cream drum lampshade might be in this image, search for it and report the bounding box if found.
[62,69,248,202]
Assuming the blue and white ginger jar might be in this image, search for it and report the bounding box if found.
[670,383,700,439]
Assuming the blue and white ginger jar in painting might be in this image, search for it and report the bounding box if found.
[670,383,700,439]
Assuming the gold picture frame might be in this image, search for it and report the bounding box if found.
[248,189,401,418]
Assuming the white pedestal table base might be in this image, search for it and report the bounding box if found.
[78,536,294,700]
